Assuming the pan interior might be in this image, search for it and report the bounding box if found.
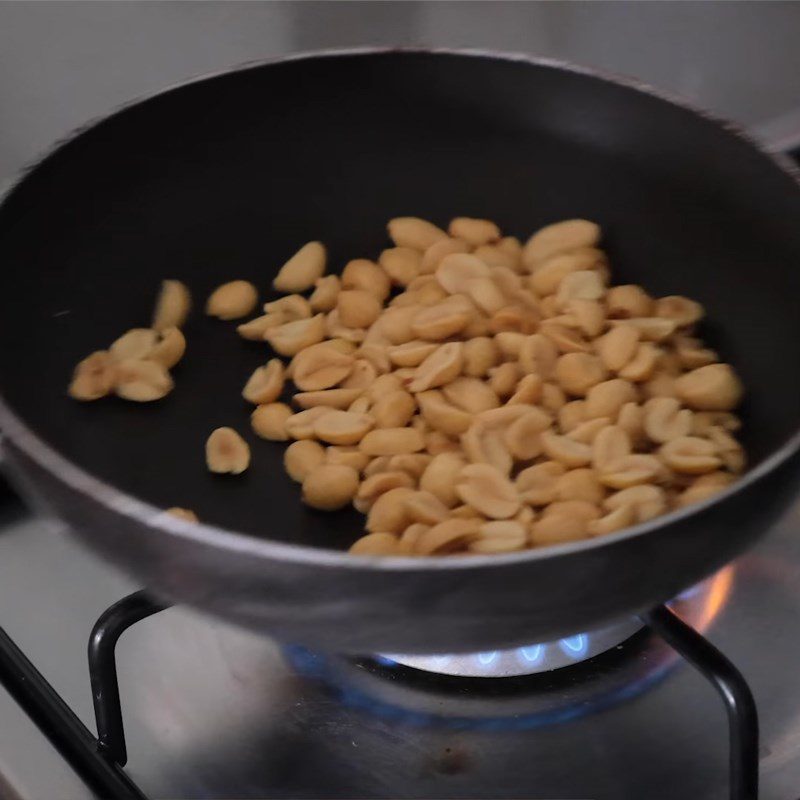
[1,51,799,550]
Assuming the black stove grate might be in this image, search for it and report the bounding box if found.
[0,590,759,800]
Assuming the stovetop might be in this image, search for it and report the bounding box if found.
[1,494,799,800]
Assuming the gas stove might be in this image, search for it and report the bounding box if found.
[0,495,799,800]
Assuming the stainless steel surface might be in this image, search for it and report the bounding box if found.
[1,501,799,799]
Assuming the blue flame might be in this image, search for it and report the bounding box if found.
[559,634,588,658]
[476,650,499,667]
[518,644,544,665]
[283,643,678,732]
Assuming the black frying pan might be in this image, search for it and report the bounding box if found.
[1,49,799,655]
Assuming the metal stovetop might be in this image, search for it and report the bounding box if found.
[0,495,799,800]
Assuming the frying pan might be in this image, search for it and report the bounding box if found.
[0,48,799,655]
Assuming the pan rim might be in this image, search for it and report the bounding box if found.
[1,44,799,572]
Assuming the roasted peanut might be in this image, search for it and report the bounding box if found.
[388,217,448,250]
[541,430,592,467]
[463,336,498,377]
[421,237,471,274]
[284,440,326,481]
[470,521,527,553]
[522,219,601,268]
[660,436,722,474]
[408,342,463,393]
[448,217,501,246]
[148,327,186,368]
[461,421,513,475]
[326,446,371,473]
[110,328,157,361]
[529,514,588,546]
[313,410,373,446]
[302,464,359,510]
[237,314,283,341]
[153,279,191,331]
[606,285,652,318]
[350,532,400,555]
[360,427,425,456]
[599,454,664,489]
[251,403,293,440]
[456,463,520,519]
[655,295,704,327]
[372,390,416,428]
[675,364,743,411]
[166,507,198,523]
[206,427,250,474]
[516,461,566,505]
[380,247,421,287]
[309,275,341,312]
[265,314,326,356]
[337,289,382,329]
[342,259,391,301]
[504,407,551,460]
[419,452,467,507]
[554,352,608,396]
[605,484,666,522]
[114,359,173,401]
[643,397,692,443]
[274,242,326,293]
[206,280,258,320]
[592,424,632,470]
[436,253,491,294]
[69,351,117,401]
[242,359,284,404]
[291,343,355,391]
[285,407,333,440]
[585,379,637,419]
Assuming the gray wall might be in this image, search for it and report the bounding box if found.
[2,1,800,181]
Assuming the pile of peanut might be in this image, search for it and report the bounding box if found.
[69,215,746,556]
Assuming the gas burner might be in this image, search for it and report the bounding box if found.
[377,567,732,677]
[380,618,642,677]
[283,568,735,730]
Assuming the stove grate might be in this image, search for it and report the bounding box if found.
[0,590,759,800]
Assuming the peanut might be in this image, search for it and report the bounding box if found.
[660,436,722,474]
[206,427,250,474]
[387,217,448,250]
[643,397,692,443]
[251,403,293,440]
[302,464,359,510]
[242,358,284,404]
[342,259,391,302]
[456,463,520,519]
[110,328,157,361]
[153,279,191,331]
[337,290,382,329]
[148,327,186,369]
[206,280,258,320]
[284,440,326,482]
[522,219,601,268]
[265,315,326,356]
[274,242,326,293]
[380,247,421,287]
[309,275,341,313]
[314,410,374,446]
[69,351,117,401]
[291,344,354,391]
[372,390,416,428]
[114,359,173,401]
[360,427,425,456]
[421,237,471,274]
[350,532,400,555]
[470,521,527,553]
[448,217,501,246]
[675,364,743,411]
